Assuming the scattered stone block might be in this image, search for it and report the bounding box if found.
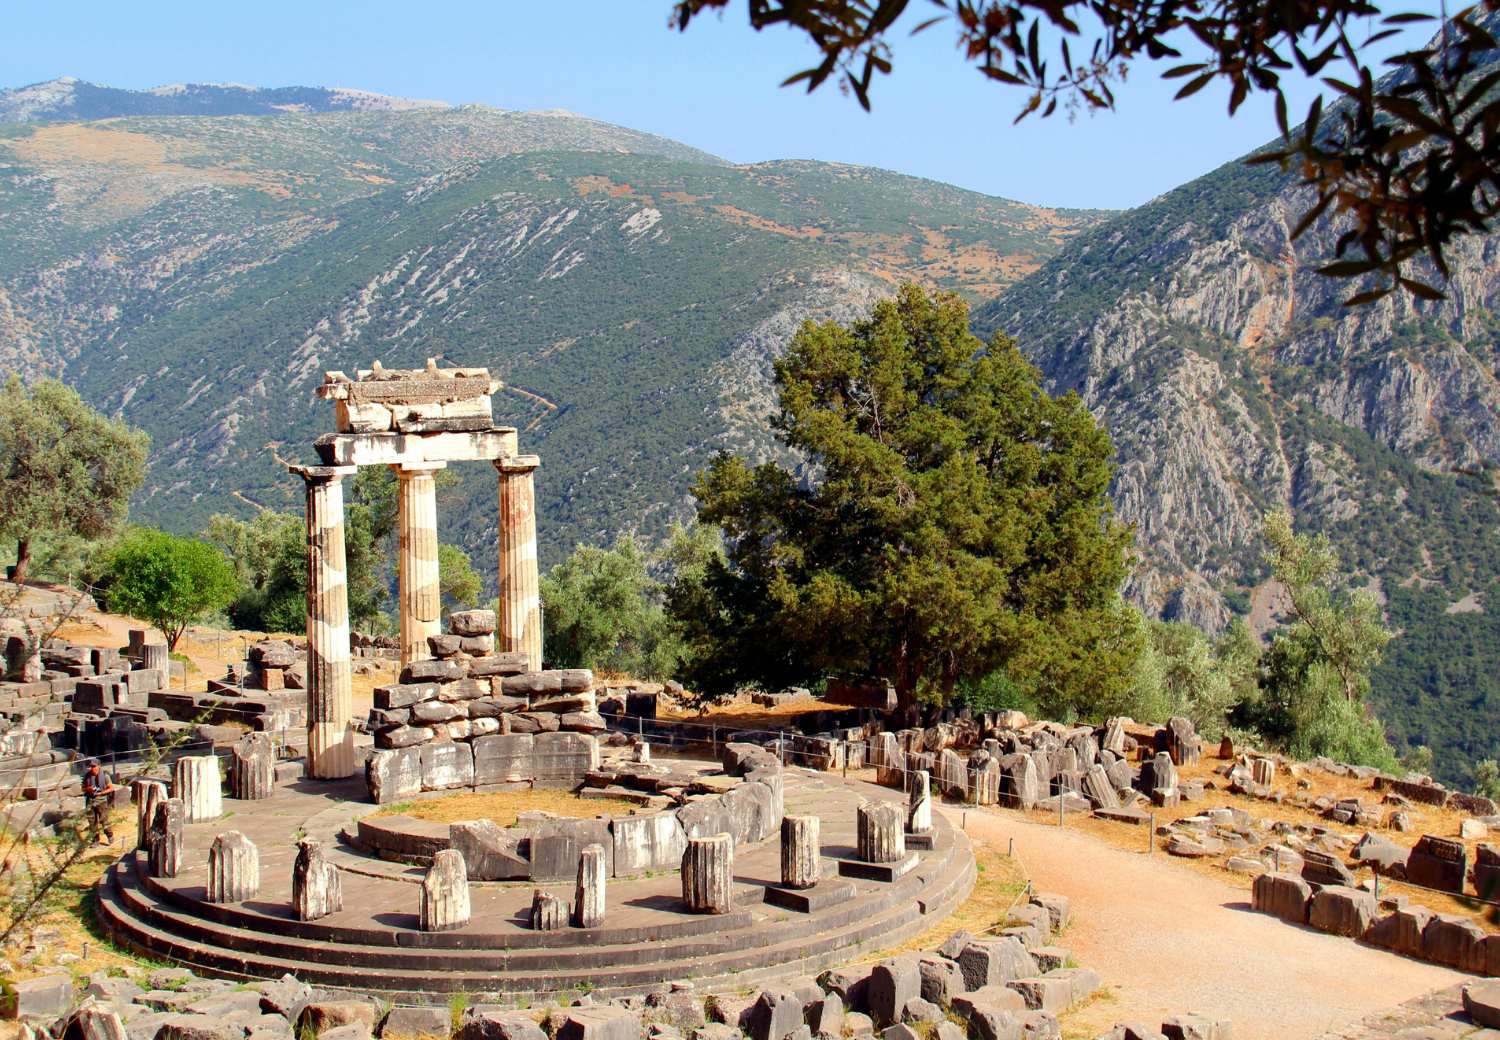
[957,938,1037,991]
[382,1006,451,1039]
[1307,885,1376,938]
[450,819,529,881]
[1422,914,1488,972]
[1161,1016,1231,1040]
[745,992,803,1040]
[1464,981,1500,1029]
[13,974,72,1020]
[1251,872,1310,923]
[555,1007,641,1040]
[867,958,920,1026]
[1407,835,1468,893]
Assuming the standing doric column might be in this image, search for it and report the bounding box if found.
[292,463,358,780]
[396,463,444,669]
[495,456,542,671]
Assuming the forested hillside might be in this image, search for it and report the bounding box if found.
[973,148,1500,784]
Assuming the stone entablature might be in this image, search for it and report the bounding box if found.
[289,358,544,781]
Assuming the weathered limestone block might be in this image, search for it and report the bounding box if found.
[421,740,475,790]
[1366,905,1434,957]
[907,770,933,834]
[1005,756,1040,811]
[956,938,1038,991]
[1250,757,1276,787]
[867,957,920,1026]
[448,609,497,637]
[1307,885,1376,937]
[1251,871,1311,924]
[472,732,536,785]
[1080,765,1119,809]
[873,733,904,787]
[450,819,529,880]
[611,811,687,875]
[293,839,343,921]
[207,831,259,903]
[133,778,167,851]
[856,801,905,864]
[1101,718,1127,755]
[147,798,184,878]
[229,733,275,800]
[971,758,1001,806]
[682,833,734,913]
[1164,717,1201,766]
[781,814,820,889]
[421,848,471,932]
[534,731,600,781]
[62,1006,127,1040]
[554,1006,642,1040]
[172,755,223,823]
[1422,914,1489,972]
[530,889,567,930]
[937,749,967,799]
[572,843,607,928]
[1408,834,1468,892]
[367,746,424,804]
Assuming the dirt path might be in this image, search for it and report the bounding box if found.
[946,804,1465,1040]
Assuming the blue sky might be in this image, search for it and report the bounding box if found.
[3,1,1444,210]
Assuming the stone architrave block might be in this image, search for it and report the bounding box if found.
[1407,835,1468,893]
[472,733,536,785]
[421,741,475,791]
[367,747,423,804]
[1308,885,1377,938]
[611,811,687,876]
[533,731,599,781]
[1300,849,1356,887]
[1251,872,1311,924]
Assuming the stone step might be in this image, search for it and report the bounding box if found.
[97,821,975,999]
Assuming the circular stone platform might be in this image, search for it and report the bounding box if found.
[96,764,976,1000]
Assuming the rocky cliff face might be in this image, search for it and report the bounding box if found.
[977,156,1500,631]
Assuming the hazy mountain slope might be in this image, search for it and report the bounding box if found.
[974,150,1500,783]
[0,77,450,122]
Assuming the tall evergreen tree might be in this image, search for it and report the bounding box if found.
[676,283,1136,713]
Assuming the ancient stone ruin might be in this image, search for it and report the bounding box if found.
[290,359,541,779]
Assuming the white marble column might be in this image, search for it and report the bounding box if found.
[396,463,444,669]
[295,464,357,780]
[495,456,542,671]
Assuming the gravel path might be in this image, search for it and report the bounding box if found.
[948,804,1466,1040]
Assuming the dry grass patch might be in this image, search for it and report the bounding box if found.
[0,808,143,982]
[373,789,638,827]
[855,837,1029,963]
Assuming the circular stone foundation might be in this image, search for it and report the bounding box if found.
[97,762,976,1000]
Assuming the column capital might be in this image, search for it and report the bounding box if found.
[391,461,448,475]
[494,454,541,474]
[288,463,358,484]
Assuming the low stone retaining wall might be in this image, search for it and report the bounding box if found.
[1251,871,1500,975]
[354,742,785,881]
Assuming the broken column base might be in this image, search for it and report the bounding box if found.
[838,851,920,883]
[763,876,856,913]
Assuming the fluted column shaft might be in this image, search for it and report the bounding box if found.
[299,465,357,780]
[496,456,542,670]
[396,464,444,669]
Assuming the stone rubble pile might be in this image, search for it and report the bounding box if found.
[364,609,609,803]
